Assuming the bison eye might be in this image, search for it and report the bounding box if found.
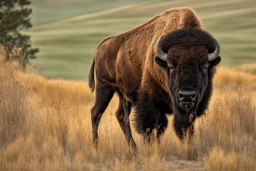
[202,63,209,74]
[167,63,176,72]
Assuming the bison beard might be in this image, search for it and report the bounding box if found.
[89,7,221,148]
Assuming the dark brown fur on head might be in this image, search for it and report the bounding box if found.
[161,28,216,54]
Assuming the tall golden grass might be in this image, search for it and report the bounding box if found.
[0,53,255,170]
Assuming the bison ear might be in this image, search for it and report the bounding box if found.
[209,56,221,67]
[155,57,168,69]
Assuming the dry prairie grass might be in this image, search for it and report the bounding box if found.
[0,57,255,170]
[239,64,256,75]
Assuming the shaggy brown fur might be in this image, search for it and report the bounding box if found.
[89,8,220,148]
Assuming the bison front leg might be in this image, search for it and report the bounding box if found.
[134,103,160,144]
[142,113,168,144]
[156,114,168,143]
[173,115,195,140]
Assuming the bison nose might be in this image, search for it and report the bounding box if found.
[178,90,197,102]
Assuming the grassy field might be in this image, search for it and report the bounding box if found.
[30,0,256,80]
[0,49,256,170]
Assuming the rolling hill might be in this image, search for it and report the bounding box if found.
[31,0,153,25]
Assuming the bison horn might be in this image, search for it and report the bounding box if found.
[156,34,168,61]
[208,38,220,61]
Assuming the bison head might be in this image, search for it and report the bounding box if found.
[155,28,221,123]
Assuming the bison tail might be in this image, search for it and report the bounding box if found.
[88,36,114,92]
[88,58,95,92]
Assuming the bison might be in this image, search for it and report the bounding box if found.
[88,8,221,148]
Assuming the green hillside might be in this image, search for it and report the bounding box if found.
[31,0,256,80]
[31,0,152,25]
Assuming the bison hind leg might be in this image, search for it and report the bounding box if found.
[91,82,114,147]
[115,91,136,149]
